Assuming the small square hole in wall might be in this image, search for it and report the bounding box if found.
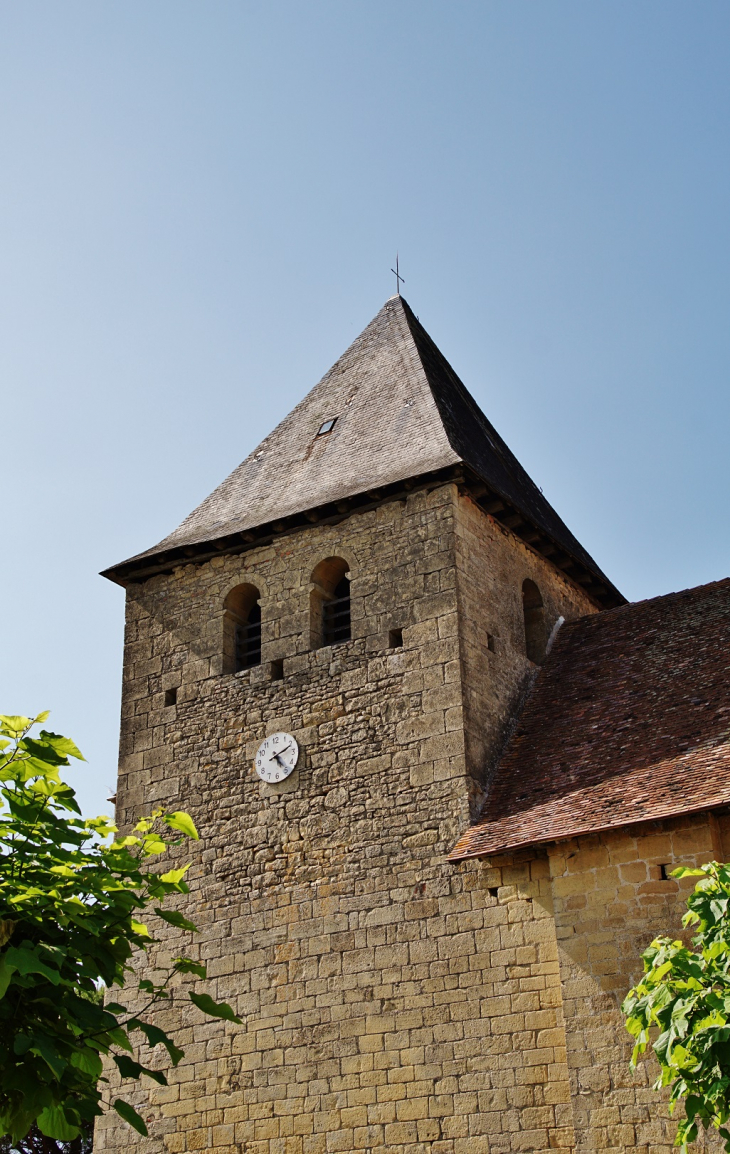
[389,628,403,649]
[164,688,177,707]
[659,863,672,880]
[270,659,284,682]
[487,634,496,653]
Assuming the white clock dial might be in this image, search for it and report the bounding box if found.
[254,732,299,784]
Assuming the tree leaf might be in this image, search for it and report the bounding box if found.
[163,811,199,840]
[0,955,15,999]
[0,715,32,736]
[141,834,168,856]
[189,990,242,1023]
[155,907,199,932]
[159,865,191,885]
[20,737,69,766]
[113,1099,149,1136]
[4,945,60,984]
[37,1105,81,1141]
[0,919,16,948]
[70,1046,104,1079]
[38,730,86,761]
[29,1034,68,1080]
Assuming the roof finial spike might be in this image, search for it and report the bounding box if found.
[391,253,405,296]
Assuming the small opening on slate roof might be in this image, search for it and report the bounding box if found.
[389,628,403,649]
[164,688,177,707]
[270,659,284,682]
[317,418,337,436]
[487,633,495,653]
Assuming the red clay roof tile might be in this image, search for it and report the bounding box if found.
[450,578,730,860]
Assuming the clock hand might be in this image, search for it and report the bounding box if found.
[268,746,292,761]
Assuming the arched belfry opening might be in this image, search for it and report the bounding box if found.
[310,557,351,649]
[522,579,546,665]
[223,583,262,673]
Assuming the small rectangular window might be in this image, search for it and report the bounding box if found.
[164,687,177,707]
[389,628,403,649]
[317,418,337,436]
[270,659,284,681]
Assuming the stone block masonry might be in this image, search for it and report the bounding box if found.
[549,812,730,1154]
[95,483,664,1154]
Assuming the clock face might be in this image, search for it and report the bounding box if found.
[254,732,299,784]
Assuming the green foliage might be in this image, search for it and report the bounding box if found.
[0,1119,93,1152]
[622,861,730,1151]
[0,712,241,1146]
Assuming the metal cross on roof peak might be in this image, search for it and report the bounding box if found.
[391,254,405,295]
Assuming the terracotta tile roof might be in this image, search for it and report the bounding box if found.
[450,579,730,860]
[102,296,620,604]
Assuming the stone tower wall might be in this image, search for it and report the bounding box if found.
[452,491,596,817]
[97,484,603,1154]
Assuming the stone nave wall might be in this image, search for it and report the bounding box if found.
[547,812,730,1154]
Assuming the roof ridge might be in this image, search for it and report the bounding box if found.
[562,574,730,632]
[396,297,616,590]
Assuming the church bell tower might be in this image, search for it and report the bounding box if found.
[98,296,622,1154]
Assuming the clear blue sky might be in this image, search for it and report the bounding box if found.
[1,1,728,817]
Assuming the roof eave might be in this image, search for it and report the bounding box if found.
[100,464,461,587]
[101,461,625,608]
[448,796,730,862]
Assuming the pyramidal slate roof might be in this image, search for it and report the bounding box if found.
[103,295,622,606]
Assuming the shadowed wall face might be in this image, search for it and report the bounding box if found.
[522,578,547,665]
